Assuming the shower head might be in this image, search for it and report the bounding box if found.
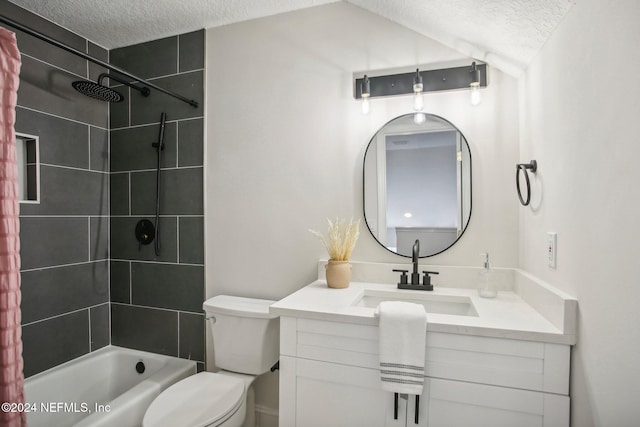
[72,73,150,103]
[72,80,124,102]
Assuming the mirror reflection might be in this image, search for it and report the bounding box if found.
[363,113,471,257]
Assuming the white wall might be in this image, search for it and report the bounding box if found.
[519,0,640,425]
[205,1,519,417]
[205,2,519,300]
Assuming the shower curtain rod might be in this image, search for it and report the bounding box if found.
[0,14,199,108]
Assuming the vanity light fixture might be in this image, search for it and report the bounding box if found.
[353,63,488,109]
[469,62,482,106]
[361,75,371,115]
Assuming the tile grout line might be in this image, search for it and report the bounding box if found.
[108,214,203,218]
[176,34,180,75]
[21,259,108,273]
[22,302,109,327]
[111,116,204,131]
[39,163,109,175]
[20,52,91,83]
[175,121,179,168]
[111,301,204,317]
[128,172,132,217]
[87,125,91,171]
[85,39,89,79]
[107,97,112,345]
[15,106,109,132]
[129,261,133,305]
[108,67,204,88]
[176,216,180,264]
[88,217,91,262]
[111,165,204,174]
[88,306,92,352]
[111,259,203,267]
[21,215,111,218]
[177,311,181,359]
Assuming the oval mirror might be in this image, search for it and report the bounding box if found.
[363,113,472,257]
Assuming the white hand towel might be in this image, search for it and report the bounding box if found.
[376,301,427,395]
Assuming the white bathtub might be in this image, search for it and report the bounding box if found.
[24,345,197,427]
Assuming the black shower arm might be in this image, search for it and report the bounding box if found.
[0,14,199,108]
[97,73,150,97]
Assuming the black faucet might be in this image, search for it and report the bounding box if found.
[411,239,420,285]
[392,239,438,291]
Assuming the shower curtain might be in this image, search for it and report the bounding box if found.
[0,27,25,427]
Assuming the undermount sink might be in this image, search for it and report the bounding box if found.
[352,289,478,317]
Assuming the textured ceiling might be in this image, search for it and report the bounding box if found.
[6,0,575,76]
[6,0,339,48]
[349,0,576,75]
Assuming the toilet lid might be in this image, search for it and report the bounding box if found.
[143,372,245,427]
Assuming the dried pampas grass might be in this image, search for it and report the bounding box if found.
[309,217,361,261]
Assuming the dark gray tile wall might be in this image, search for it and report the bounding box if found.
[5,0,205,377]
[2,0,111,377]
[22,310,91,378]
[109,31,205,367]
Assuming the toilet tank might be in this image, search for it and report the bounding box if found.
[203,295,280,375]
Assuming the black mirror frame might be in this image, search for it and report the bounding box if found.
[362,113,473,258]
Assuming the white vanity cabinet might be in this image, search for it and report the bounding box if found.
[278,317,570,427]
[281,356,411,426]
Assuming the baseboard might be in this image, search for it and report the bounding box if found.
[255,404,279,427]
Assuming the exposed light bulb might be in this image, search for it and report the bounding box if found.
[470,83,481,106]
[469,62,481,106]
[404,212,413,218]
[361,95,370,115]
[361,74,371,115]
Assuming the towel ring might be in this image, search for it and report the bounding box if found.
[516,160,537,206]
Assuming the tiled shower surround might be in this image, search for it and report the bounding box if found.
[5,0,110,377]
[3,0,206,376]
[109,33,205,370]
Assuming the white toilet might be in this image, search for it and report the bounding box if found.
[142,295,280,427]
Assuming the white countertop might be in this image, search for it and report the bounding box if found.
[270,277,577,345]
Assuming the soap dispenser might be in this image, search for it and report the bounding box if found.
[478,253,497,298]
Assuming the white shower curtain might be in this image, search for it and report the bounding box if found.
[0,26,25,427]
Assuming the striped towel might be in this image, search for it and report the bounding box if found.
[376,301,427,395]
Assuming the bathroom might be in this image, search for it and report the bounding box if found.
[0,0,638,426]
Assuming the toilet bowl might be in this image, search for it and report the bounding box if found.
[142,296,279,427]
[143,371,254,427]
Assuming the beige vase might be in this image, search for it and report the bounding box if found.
[325,260,352,289]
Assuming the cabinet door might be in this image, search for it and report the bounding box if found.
[280,356,415,427]
[280,357,567,427]
[423,378,569,427]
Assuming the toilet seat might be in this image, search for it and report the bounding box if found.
[142,372,245,427]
